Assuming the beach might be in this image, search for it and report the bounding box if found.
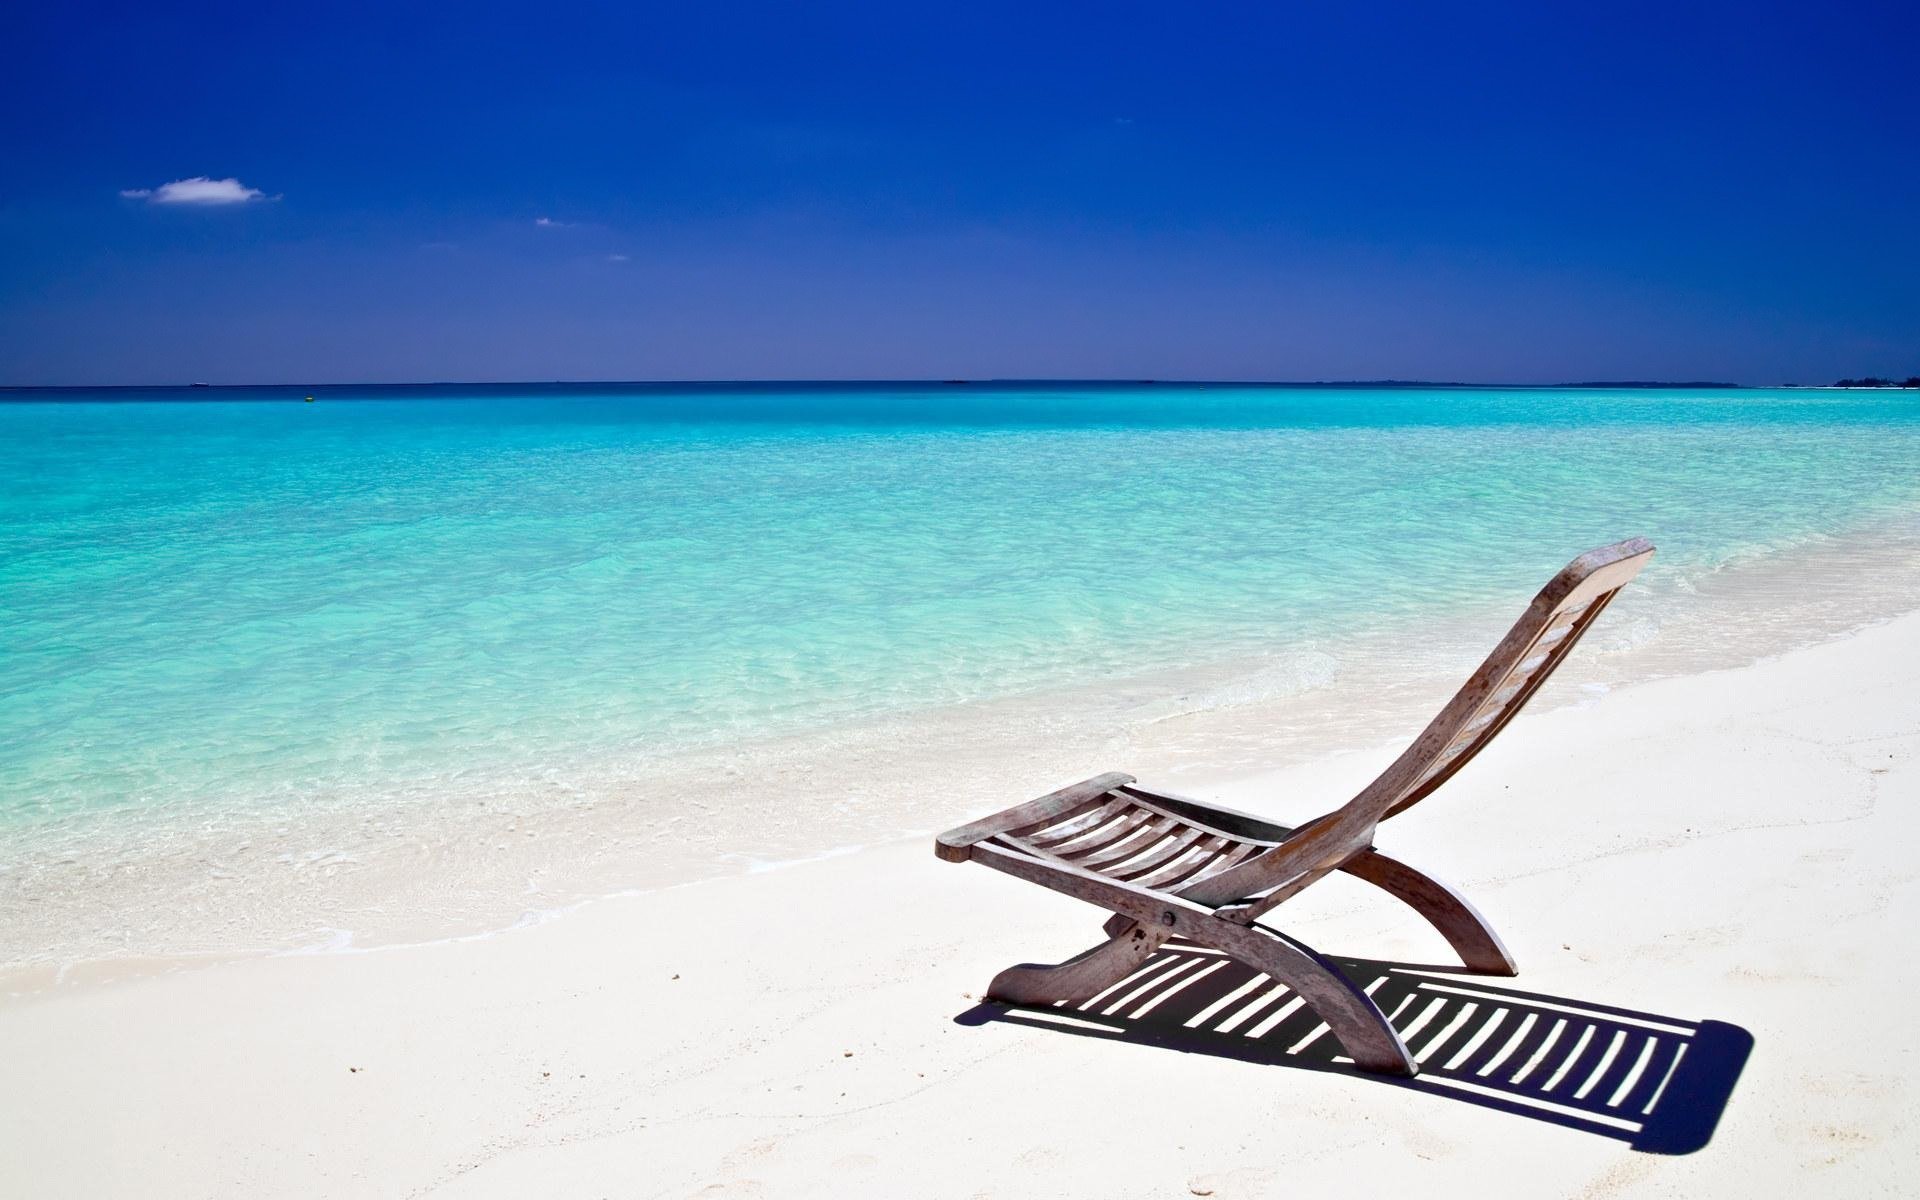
[4,563,1919,1195]
[4,385,1920,1195]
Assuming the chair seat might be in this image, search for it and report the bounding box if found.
[984,784,1280,895]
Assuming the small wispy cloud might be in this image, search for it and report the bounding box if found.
[534,216,573,228]
[606,254,630,263]
[120,176,272,206]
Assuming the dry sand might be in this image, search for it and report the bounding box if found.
[4,610,1918,1197]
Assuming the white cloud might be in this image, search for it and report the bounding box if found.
[606,253,630,263]
[121,177,270,205]
[534,216,573,228]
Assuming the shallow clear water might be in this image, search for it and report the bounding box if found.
[4,383,1918,841]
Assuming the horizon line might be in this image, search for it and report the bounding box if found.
[0,376,1808,394]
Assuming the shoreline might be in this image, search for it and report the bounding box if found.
[3,591,1917,1195]
[6,519,1920,999]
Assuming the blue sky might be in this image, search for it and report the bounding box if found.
[2,2,1915,385]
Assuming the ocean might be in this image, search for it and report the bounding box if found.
[4,382,1918,967]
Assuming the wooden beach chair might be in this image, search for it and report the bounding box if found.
[936,538,1655,1076]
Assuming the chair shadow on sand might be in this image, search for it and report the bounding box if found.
[956,942,1751,1155]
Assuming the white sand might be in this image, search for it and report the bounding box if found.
[4,610,1918,1197]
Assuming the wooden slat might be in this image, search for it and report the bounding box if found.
[1535,620,1578,650]
[1119,789,1283,847]
[1027,804,1139,857]
[1546,606,1584,629]
[935,772,1135,862]
[1119,784,1297,843]
[1189,840,1263,885]
[1448,706,1504,749]
[1073,815,1177,869]
[1134,835,1232,889]
[1111,825,1211,881]
[1082,829,1179,876]
[1005,793,1118,842]
[1018,796,1132,847]
[1048,806,1158,860]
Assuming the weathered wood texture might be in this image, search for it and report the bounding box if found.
[936,539,1655,1076]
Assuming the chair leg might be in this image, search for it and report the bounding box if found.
[1203,917,1418,1075]
[1343,849,1518,976]
[985,925,1168,1006]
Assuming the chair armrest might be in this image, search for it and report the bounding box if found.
[934,772,1135,862]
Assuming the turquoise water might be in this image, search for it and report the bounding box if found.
[4,384,1919,838]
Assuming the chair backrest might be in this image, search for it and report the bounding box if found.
[1349,537,1655,827]
[1174,539,1655,919]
